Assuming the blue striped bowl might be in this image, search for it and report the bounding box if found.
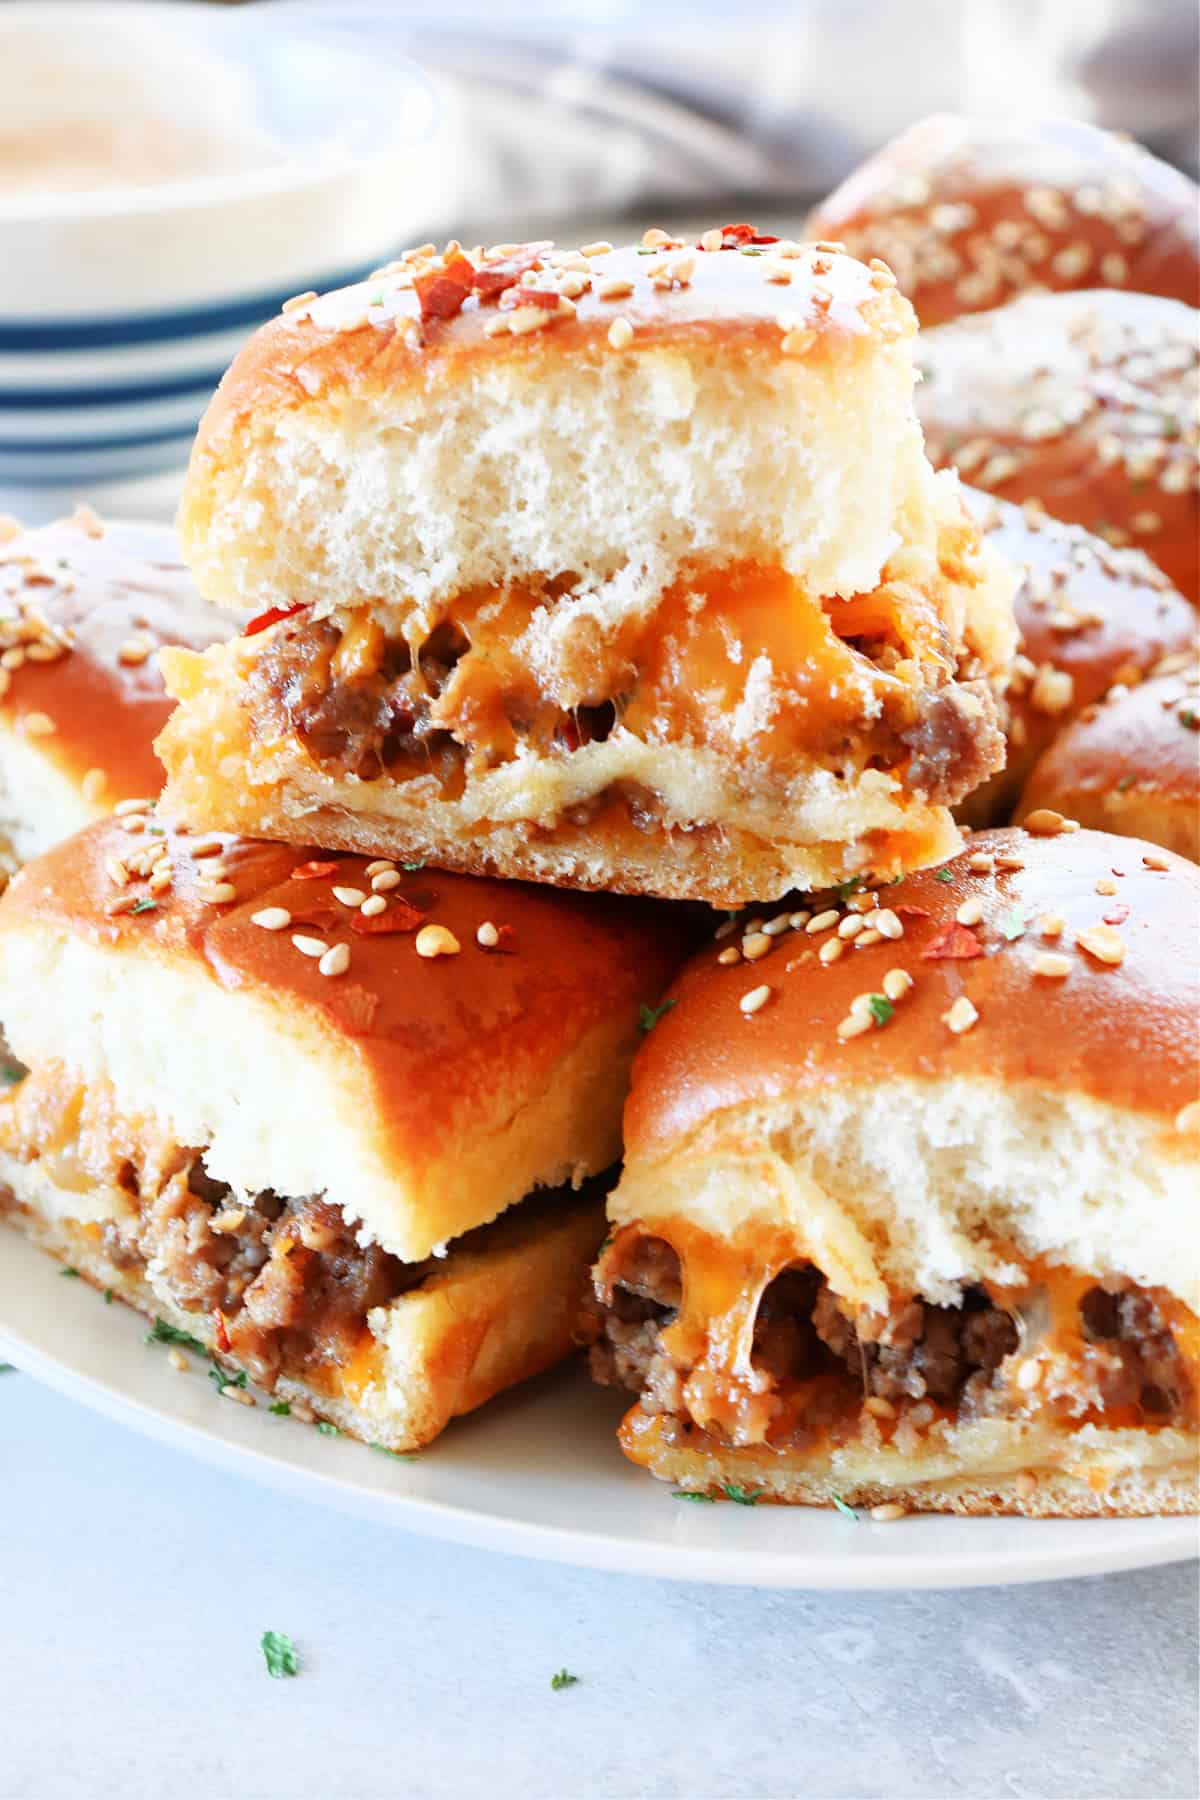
[0,2,453,491]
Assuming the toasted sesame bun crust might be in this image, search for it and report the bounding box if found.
[805,114,1200,328]
[960,492,1197,823]
[0,817,687,1261]
[1018,665,1200,862]
[0,512,230,867]
[613,827,1199,1310]
[915,289,1200,604]
[0,1173,604,1453]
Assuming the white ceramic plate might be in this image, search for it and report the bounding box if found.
[2,1230,1194,1590]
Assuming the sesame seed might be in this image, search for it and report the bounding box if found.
[608,316,634,349]
[1095,878,1119,896]
[787,911,811,931]
[105,856,130,887]
[1032,952,1071,979]
[761,915,791,937]
[1015,1359,1042,1391]
[251,908,291,931]
[717,946,741,966]
[147,869,173,896]
[994,853,1026,872]
[699,228,724,253]
[282,290,318,314]
[580,241,613,257]
[739,984,771,1016]
[117,636,153,667]
[23,711,55,736]
[332,886,366,907]
[167,1349,189,1373]
[114,797,152,817]
[882,968,913,1002]
[291,934,327,958]
[1142,852,1170,871]
[714,918,738,940]
[781,327,817,357]
[742,931,773,961]
[943,996,979,1034]
[596,276,634,300]
[82,768,108,804]
[873,909,904,941]
[837,914,865,939]
[806,909,840,935]
[855,928,882,948]
[1023,808,1075,837]
[360,894,387,918]
[318,943,350,978]
[869,1503,907,1522]
[415,925,461,959]
[1075,924,1125,966]
[483,316,510,338]
[955,897,984,926]
[819,937,845,966]
[104,894,139,917]
[863,1396,896,1419]
[967,852,995,873]
[1030,665,1074,715]
[210,1208,247,1235]
[837,1011,872,1040]
[197,881,236,905]
[222,1385,255,1408]
[371,870,402,892]
[190,839,224,860]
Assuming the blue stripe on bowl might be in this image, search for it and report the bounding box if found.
[0,422,197,455]
[0,256,379,352]
[0,368,227,410]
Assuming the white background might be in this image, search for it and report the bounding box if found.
[0,1370,1195,1800]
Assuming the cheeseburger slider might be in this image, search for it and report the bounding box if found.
[156,230,1016,907]
[1018,655,1200,864]
[589,825,1199,1515]
[805,114,1200,328]
[915,289,1200,604]
[0,510,228,882]
[0,817,684,1449]
[959,492,1196,824]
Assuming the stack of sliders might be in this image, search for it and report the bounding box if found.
[0,226,1016,1461]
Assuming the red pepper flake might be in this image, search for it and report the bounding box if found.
[921,922,984,961]
[480,924,517,954]
[291,860,341,881]
[472,245,550,301]
[244,602,310,638]
[500,285,561,312]
[350,898,426,936]
[894,904,931,918]
[1103,902,1132,926]
[712,222,781,248]
[414,255,476,322]
[211,1309,231,1354]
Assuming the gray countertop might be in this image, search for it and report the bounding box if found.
[0,1373,1194,1800]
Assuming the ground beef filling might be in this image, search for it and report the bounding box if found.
[590,1238,1195,1445]
[246,613,997,811]
[100,1159,426,1389]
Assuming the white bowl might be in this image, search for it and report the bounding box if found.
[0,1,458,489]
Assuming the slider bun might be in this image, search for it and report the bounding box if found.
[1018,662,1200,862]
[0,512,229,867]
[2,1176,604,1453]
[959,492,1196,824]
[916,290,1200,603]
[805,113,1200,327]
[0,818,686,1262]
[615,826,1200,1314]
[179,232,955,632]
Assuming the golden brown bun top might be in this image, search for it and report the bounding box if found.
[0,510,230,801]
[184,228,913,514]
[2,814,690,1130]
[915,289,1200,604]
[970,490,1197,709]
[1021,662,1200,812]
[625,826,1200,1160]
[806,114,1200,326]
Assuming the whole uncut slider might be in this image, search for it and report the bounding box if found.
[157,227,1016,906]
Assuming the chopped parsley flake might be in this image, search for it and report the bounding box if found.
[130,899,158,915]
[0,1363,14,1375]
[1180,707,1197,728]
[723,1483,764,1506]
[145,1318,208,1356]
[269,1401,291,1417]
[835,876,865,901]
[208,1365,248,1395]
[1116,774,1136,791]
[867,994,893,1027]
[934,868,954,884]
[831,1493,859,1522]
[60,1267,80,1279]
[261,1631,299,1679]
[639,998,676,1033]
[401,860,425,871]
[672,1489,716,1503]
[1001,910,1026,941]
[0,1065,23,1088]
[369,1442,416,1460]
[315,1421,340,1436]
[103,1288,114,1305]
[550,1670,580,1691]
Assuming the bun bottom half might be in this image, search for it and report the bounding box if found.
[0,1164,603,1452]
[619,1405,1199,1518]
